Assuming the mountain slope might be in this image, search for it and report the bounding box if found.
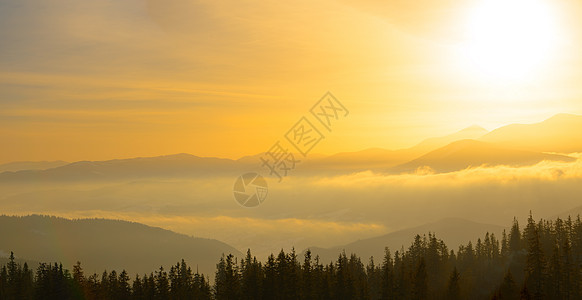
[0,161,68,173]
[0,215,241,276]
[0,153,247,182]
[304,218,506,264]
[409,125,489,155]
[479,113,582,153]
[393,139,574,173]
[305,125,490,172]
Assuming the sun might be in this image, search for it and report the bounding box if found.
[459,0,559,82]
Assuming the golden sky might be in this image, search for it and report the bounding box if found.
[2,0,582,163]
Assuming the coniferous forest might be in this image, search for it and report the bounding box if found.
[1,215,582,300]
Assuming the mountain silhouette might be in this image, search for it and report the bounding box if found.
[304,125,489,172]
[480,113,582,153]
[392,139,574,174]
[0,160,68,173]
[304,218,505,264]
[1,114,580,181]
[409,124,489,155]
[0,215,241,276]
[0,153,248,182]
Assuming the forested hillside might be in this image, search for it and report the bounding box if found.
[0,215,240,276]
[1,214,581,299]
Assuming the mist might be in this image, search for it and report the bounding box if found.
[2,156,581,258]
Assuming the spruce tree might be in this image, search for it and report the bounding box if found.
[496,270,518,300]
[446,267,460,300]
[524,214,546,300]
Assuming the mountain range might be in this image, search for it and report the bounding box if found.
[1,113,580,182]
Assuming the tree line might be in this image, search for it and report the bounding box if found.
[1,214,582,299]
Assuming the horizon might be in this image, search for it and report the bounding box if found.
[1,112,580,165]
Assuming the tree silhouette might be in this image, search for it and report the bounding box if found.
[1,214,582,300]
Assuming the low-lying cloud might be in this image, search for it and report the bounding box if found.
[2,157,582,257]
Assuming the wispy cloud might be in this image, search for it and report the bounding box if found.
[313,155,582,188]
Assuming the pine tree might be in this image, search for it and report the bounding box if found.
[393,250,408,299]
[285,248,301,300]
[240,249,262,300]
[412,258,427,300]
[72,261,86,299]
[501,230,510,258]
[524,214,545,300]
[302,250,314,300]
[108,270,120,299]
[0,266,7,299]
[87,273,100,299]
[496,270,518,300]
[509,218,523,253]
[169,260,192,299]
[155,266,170,299]
[547,241,562,299]
[132,274,144,300]
[311,255,330,300]
[571,216,582,298]
[193,271,212,300]
[118,270,131,299]
[214,254,240,300]
[144,273,156,299]
[275,249,289,299]
[366,256,381,300]
[262,254,276,300]
[335,251,353,300]
[6,251,18,299]
[446,267,460,300]
[348,254,368,299]
[381,248,394,300]
[19,262,33,299]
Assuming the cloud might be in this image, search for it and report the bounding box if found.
[311,155,582,188]
[3,158,582,257]
[337,0,477,42]
[6,210,387,258]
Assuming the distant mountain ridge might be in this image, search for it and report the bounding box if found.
[392,139,574,174]
[0,215,241,276]
[304,218,506,264]
[309,124,490,172]
[410,124,489,155]
[1,113,581,181]
[479,113,582,153]
[0,153,249,182]
[0,161,68,173]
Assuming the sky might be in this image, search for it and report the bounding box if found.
[2,0,582,164]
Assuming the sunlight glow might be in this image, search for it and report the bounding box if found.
[460,0,559,82]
